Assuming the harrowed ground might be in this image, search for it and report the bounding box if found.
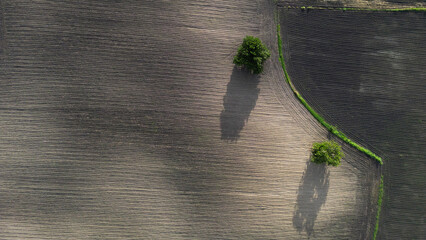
[0,1,379,239]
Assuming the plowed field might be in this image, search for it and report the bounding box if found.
[0,1,378,239]
[280,8,425,239]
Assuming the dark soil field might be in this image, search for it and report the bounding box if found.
[280,8,425,239]
[278,0,425,9]
[1,1,379,239]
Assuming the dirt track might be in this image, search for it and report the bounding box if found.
[0,1,378,239]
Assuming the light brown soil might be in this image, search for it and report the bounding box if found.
[0,0,378,239]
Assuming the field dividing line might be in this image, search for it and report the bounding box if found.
[281,6,426,12]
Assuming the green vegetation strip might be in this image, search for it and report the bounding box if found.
[276,24,383,165]
[299,6,426,12]
[373,175,384,240]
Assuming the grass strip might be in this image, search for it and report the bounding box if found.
[276,24,383,165]
[299,6,426,12]
[373,175,384,240]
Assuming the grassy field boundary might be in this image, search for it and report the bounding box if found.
[276,24,383,165]
[373,175,384,240]
[297,6,426,12]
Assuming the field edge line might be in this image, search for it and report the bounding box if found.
[285,6,426,12]
[373,175,384,240]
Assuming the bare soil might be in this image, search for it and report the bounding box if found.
[280,8,425,239]
[0,1,379,239]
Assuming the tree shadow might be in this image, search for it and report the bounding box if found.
[293,160,330,238]
[220,67,260,141]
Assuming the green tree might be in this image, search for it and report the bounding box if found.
[311,141,344,167]
[233,36,270,74]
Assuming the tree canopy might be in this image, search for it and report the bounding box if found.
[233,36,270,74]
[311,141,344,167]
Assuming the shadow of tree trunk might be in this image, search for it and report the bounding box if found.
[220,67,260,141]
[293,161,330,238]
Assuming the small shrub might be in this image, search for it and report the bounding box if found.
[233,36,270,74]
[311,140,344,167]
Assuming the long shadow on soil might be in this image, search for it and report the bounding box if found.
[293,161,330,238]
[220,67,260,141]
